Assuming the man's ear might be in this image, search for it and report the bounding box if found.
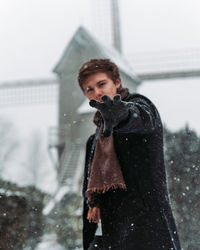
[115,79,121,89]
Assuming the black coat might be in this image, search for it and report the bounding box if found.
[82,93,181,250]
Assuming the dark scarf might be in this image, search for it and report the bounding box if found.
[86,88,129,223]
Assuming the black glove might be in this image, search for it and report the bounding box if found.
[89,94,133,137]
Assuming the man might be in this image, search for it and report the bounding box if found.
[78,59,181,250]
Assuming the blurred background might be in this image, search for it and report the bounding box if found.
[0,0,199,249]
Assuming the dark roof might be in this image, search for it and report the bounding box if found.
[53,26,141,84]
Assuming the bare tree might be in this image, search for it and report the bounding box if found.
[26,131,46,187]
[0,116,19,175]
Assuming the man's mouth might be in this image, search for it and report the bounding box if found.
[96,98,103,103]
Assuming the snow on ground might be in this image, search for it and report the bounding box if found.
[34,233,82,250]
[43,186,70,215]
[34,234,65,250]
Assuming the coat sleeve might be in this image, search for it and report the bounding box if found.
[82,135,97,250]
[114,95,160,134]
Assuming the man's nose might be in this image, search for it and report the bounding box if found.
[94,88,102,99]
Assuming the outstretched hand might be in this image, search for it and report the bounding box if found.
[89,94,133,137]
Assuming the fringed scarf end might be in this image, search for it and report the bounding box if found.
[102,183,127,193]
[86,183,127,196]
[87,206,100,223]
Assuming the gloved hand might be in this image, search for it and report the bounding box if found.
[89,94,133,137]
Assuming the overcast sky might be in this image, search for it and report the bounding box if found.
[0,0,200,132]
[1,0,200,80]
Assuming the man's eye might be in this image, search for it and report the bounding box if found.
[86,88,92,93]
[99,82,105,87]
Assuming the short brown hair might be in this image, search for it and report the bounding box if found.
[78,58,121,90]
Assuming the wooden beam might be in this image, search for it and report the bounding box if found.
[0,78,58,89]
[138,70,200,81]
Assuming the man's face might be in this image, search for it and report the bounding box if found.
[82,72,121,102]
